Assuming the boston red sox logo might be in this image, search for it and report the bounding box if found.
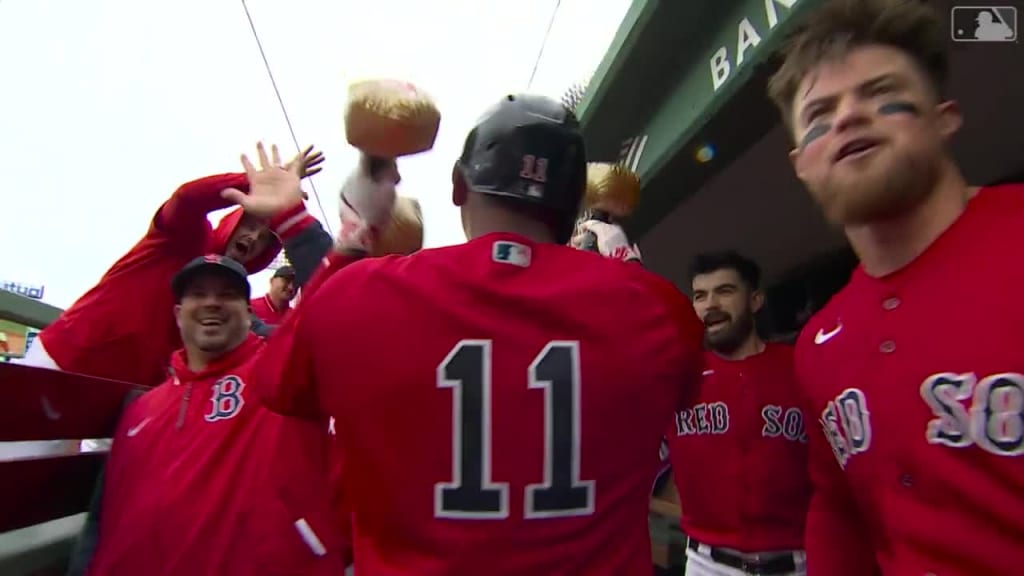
[205,375,246,422]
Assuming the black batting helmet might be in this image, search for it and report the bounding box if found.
[455,94,587,244]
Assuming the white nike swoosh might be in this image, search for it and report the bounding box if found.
[814,324,843,345]
[127,418,152,437]
[702,370,715,376]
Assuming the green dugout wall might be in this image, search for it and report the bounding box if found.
[577,0,1024,322]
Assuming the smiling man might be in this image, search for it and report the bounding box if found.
[19,146,324,387]
[667,251,810,576]
[251,265,298,325]
[769,0,1024,574]
[85,254,345,576]
[83,143,352,576]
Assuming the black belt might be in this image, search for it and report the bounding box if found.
[687,539,797,575]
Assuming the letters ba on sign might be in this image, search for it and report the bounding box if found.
[710,0,800,92]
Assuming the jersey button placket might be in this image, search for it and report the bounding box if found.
[879,294,899,354]
[736,371,750,541]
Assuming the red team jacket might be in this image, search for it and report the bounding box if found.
[86,334,346,576]
[254,233,704,576]
[251,294,292,325]
[796,183,1024,576]
[668,344,810,552]
[35,173,298,387]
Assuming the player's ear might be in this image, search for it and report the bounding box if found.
[934,99,962,142]
[452,163,468,207]
[174,304,184,330]
[750,289,766,314]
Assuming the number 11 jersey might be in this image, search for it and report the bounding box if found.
[258,232,703,576]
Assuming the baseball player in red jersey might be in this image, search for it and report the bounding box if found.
[254,94,704,575]
[768,0,1024,574]
[668,251,810,576]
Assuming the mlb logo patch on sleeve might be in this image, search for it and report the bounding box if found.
[492,241,532,267]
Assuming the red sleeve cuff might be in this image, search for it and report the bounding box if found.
[270,202,316,241]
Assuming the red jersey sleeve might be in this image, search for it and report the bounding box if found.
[253,251,367,419]
[795,340,881,576]
[640,273,704,395]
[151,172,249,248]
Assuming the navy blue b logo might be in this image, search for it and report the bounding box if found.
[205,375,246,422]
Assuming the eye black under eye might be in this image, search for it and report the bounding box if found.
[800,123,831,149]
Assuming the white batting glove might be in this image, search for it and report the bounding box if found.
[337,154,398,253]
[577,220,642,263]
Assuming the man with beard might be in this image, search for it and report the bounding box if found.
[666,251,810,576]
[251,265,298,325]
[768,0,1024,574]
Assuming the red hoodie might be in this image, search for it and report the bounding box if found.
[86,334,346,576]
[35,173,312,387]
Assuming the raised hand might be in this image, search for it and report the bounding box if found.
[575,220,643,263]
[334,153,399,253]
[221,142,304,219]
[286,145,325,179]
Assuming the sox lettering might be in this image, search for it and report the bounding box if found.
[205,375,246,422]
[761,405,808,443]
[921,372,1024,457]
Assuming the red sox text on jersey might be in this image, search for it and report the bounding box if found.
[822,372,1024,472]
[674,399,808,443]
[794,182,1024,576]
[667,344,811,552]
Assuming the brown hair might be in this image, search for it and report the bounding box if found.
[767,0,949,132]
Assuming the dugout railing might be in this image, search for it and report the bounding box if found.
[0,290,145,576]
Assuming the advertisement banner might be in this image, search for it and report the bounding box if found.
[0,319,30,358]
[0,281,45,300]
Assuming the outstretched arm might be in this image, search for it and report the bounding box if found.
[151,172,250,252]
[153,145,324,252]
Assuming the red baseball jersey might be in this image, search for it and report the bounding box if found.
[250,294,291,325]
[796,183,1024,576]
[668,344,810,552]
[255,232,704,576]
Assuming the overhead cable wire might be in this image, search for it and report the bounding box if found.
[526,0,564,90]
[240,0,333,235]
